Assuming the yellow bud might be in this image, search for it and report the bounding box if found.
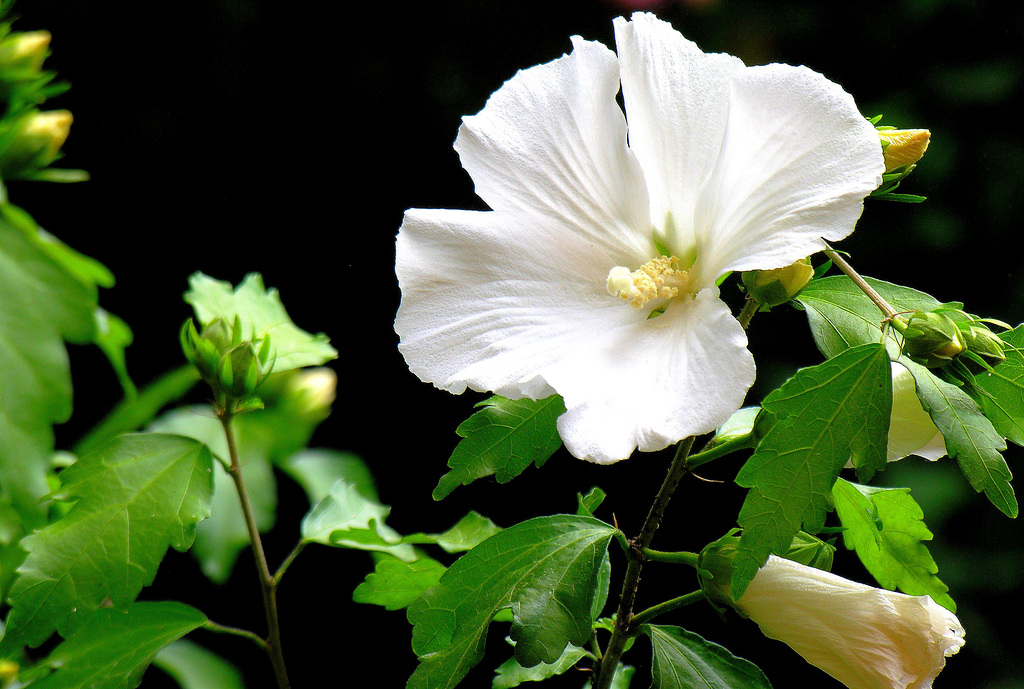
[0,30,51,74]
[878,128,931,173]
[742,257,814,308]
[0,109,73,177]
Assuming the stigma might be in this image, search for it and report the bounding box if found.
[606,256,690,309]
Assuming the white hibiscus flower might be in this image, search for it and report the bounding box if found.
[734,555,965,689]
[395,13,884,463]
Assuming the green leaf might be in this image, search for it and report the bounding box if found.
[832,478,954,611]
[904,360,1017,517]
[301,479,416,560]
[433,395,565,500]
[353,556,447,611]
[644,625,772,689]
[149,407,278,583]
[28,602,208,689]
[0,212,101,526]
[92,308,136,397]
[492,643,588,688]
[152,640,244,689]
[797,275,947,359]
[402,511,502,553]
[733,343,891,599]
[0,434,213,651]
[582,664,635,689]
[184,272,337,373]
[407,515,618,689]
[976,324,1024,445]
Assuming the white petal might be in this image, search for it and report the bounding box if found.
[738,556,965,689]
[395,208,638,400]
[551,288,754,463]
[693,63,884,282]
[613,13,744,255]
[455,35,652,265]
[888,362,946,462]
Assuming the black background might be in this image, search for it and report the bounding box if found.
[8,0,1024,687]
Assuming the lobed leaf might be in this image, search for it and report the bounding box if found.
[492,643,588,688]
[833,478,955,611]
[184,272,337,373]
[644,624,772,689]
[433,395,565,500]
[300,478,415,560]
[402,511,502,553]
[406,515,618,689]
[353,556,447,611]
[28,602,208,689]
[733,343,891,599]
[976,324,1024,446]
[0,434,213,651]
[904,360,1017,517]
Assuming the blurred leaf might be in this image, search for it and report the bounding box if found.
[733,343,891,599]
[279,448,378,504]
[492,643,588,688]
[976,324,1024,446]
[402,511,502,553]
[833,479,954,611]
[153,639,244,689]
[0,209,101,526]
[434,395,565,500]
[905,360,1017,517]
[0,434,213,651]
[407,515,617,689]
[352,556,447,611]
[184,272,337,372]
[301,479,415,560]
[643,625,771,689]
[92,308,136,397]
[28,602,207,689]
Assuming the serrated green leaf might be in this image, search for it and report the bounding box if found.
[832,479,954,611]
[0,434,213,651]
[153,640,245,689]
[402,511,502,553]
[29,602,208,689]
[433,395,565,500]
[0,214,100,526]
[407,515,618,689]
[492,643,588,688]
[301,479,415,560]
[184,272,337,372]
[644,624,772,689]
[976,324,1024,445]
[733,344,891,599]
[353,556,447,611]
[797,276,947,360]
[904,360,1017,517]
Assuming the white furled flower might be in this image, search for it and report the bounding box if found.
[395,13,884,463]
[735,556,965,689]
[887,362,946,461]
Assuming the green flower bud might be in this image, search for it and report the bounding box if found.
[0,30,51,75]
[741,257,814,308]
[900,311,965,368]
[958,322,1006,373]
[0,109,73,179]
[181,316,272,405]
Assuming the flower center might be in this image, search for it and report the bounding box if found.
[606,256,690,309]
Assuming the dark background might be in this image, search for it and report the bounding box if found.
[8,0,1024,687]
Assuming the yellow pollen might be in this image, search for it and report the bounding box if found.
[606,256,689,309]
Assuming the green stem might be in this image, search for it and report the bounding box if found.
[737,295,760,329]
[640,549,701,567]
[823,247,899,320]
[628,591,707,631]
[273,541,307,586]
[592,437,695,689]
[203,620,269,651]
[218,410,291,689]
